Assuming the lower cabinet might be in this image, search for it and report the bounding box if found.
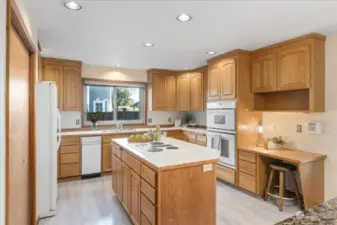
[58,136,81,179]
[131,170,141,223]
[102,143,112,172]
[238,150,258,194]
[112,146,150,225]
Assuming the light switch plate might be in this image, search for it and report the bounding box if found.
[203,164,212,172]
[297,124,302,133]
[147,118,152,123]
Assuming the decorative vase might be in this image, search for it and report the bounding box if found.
[91,122,97,130]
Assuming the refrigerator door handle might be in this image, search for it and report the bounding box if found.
[56,108,61,151]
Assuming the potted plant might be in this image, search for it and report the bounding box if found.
[87,112,100,130]
[270,136,286,148]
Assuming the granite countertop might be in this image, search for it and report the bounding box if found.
[112,137,219,169]
[276,198,337,225]
[61,126,207,136]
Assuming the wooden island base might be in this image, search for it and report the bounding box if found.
[111,142,217,225]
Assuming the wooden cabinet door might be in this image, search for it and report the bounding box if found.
[190,72,204,111]
[176,73,191,111]
[163,75,176,110]
[43,64,64,109]
[131,170,141,224]
[207,64,221,101]
[102,143,112,172]
[220,59,236,99]
[252,54,277,93]
[152,74,165,110]
[278,45,311,91]
[63,66,82,111]
[117,158,123,199]
[111,154,117,192]
[122,163,131,210]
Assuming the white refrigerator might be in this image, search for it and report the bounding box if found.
[36,82,61,218]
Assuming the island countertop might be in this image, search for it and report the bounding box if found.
[112,137,220,170]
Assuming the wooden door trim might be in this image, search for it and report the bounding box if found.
[5,0,37,225]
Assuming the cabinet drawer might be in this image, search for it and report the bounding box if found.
[59,163,80,178]
[112,144,122,158]
[141,213,152,225]
[141,179,156,204]
[141,164,156,187]
[141,194,156,225]
[60,153,80,164]
[61,136,80,146]
[216,165,236,185]
[239,150,256,163]
[122,151,141,174]
[239,172,256,193]
[60,145,80,154]
[196,133,207,143]
[239,160,256,176]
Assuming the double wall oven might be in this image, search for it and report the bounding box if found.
[207,101,236,168]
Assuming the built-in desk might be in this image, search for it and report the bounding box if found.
[238,146,327,210]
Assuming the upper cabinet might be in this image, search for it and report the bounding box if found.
[42,58,82,111]
[148,69,205,111]
[277,45,311,91]
[251,54,277,93]
[208,57,236,101]
[252,33,326,112]
[190,72,204,111]
[148,70,176,111]
[176,73,191,111]
[164,74,177,110]
[220,59,236,99]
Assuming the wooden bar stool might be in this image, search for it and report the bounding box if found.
[264,163,302,211]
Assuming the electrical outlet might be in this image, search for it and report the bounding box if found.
[147,118,152,123]
[168,117,172,123]
[76,119,80,125]
[297,124,302,133]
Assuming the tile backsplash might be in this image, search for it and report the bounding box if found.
[60,111,81,129]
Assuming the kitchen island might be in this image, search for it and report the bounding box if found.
[111,137,220,225]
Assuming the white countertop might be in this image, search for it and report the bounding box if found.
[61,126,207,137]
[112,137,219,168]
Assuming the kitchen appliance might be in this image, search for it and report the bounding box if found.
[36,82,61,218]
[207,101,236,168]
[81,136,102,177]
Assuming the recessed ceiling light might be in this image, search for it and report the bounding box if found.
[143,42,154,47]
[64,2,82,11]
[207,51,217,55]
[177,13,192,22]
[184,68,189,70]
[116,64,120,68]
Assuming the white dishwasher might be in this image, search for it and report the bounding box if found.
[81,136,102,177]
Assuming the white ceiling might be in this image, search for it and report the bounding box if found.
[36,0,337,70]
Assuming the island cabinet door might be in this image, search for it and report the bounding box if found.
[122,163,132,210]
[117,158,123,199]
[131,170,141,224]
[111,154,117,193]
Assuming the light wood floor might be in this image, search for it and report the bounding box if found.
[39,176,299,225]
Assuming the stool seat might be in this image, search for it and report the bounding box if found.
[270,163,297,172]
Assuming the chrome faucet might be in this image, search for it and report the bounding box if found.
[116,124,124,131]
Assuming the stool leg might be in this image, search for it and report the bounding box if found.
[264,169,274,201]
[292,171,302,209]
[279,171,285,211]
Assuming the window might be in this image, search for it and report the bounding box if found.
[84,82,145,124]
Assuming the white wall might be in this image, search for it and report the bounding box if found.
[147,111,186,125]
[0,0,7,223]
[190,111,207,126]
[262,33,337,201]
[82,64,147,82]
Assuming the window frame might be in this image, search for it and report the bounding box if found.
[83,79,147,126]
